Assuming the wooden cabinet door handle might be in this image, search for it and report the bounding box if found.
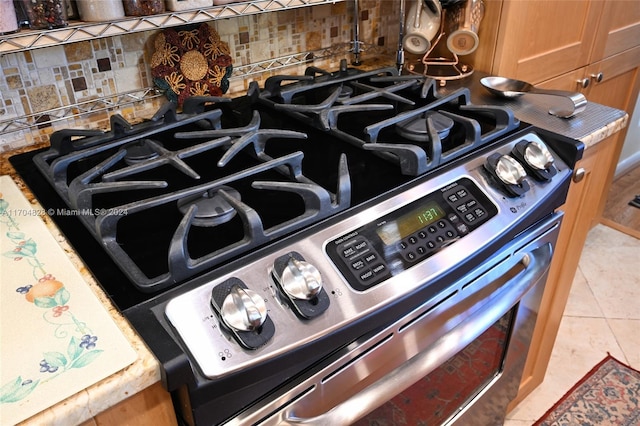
[591,72,604,83]
[573,168,586,183]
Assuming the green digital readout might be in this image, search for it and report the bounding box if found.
[377,201,446,245]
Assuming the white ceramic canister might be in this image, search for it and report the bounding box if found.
[77,0,125,21]
[0,0,19,34]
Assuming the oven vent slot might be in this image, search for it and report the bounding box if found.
[254,385,316,426]
[398,289,458,333]
[320,333,394,384]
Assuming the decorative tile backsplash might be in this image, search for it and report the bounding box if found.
[0,1,399,152]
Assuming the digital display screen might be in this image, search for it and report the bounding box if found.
[377,201,446,245]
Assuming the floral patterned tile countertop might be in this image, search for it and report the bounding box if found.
[0,174,161,425]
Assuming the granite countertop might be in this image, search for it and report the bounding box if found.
[0,65,628,425]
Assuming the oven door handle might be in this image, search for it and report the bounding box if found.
[277,242,553,426]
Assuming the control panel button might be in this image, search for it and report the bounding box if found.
[354,240,368,251]
[342,246,357,258]
[372,264,387,275]
[364,253,378,263]
[351,259,366,270]
[359,269,374,281]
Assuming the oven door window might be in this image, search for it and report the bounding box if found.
[354,308,515,425]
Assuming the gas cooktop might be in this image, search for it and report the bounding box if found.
[10,62,546,311]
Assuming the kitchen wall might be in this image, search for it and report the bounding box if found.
[618,95,640,176]
[0,0,400,153]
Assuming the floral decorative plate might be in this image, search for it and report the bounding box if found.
[151,23,233,106]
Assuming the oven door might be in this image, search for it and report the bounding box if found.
[227,212,562,426]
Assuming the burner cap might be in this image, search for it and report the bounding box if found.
[124,139,160,165]
[177,186,241,227]
[337,85,353,102]
[395,111,454,142]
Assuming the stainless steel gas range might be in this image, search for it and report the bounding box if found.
[11,61,583,426]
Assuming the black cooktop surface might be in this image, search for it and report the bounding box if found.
[10,67,523,311]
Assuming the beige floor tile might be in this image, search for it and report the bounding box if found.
[578,226,640,320]
[563,267,602,318]
[506,224,639,424]
[506,316,625,423]
[608,318,640,368]
[503,419,533,426]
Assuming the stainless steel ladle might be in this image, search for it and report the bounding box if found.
[480,76,587,118]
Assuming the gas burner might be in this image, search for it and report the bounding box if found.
[337,85,353,103]
[124,139,161,165]
[177,186,241,227]
[395,111,455,142]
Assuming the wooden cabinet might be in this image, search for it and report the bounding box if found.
[537,45,640,111]
[509,132,624,410]
[535,45,640,225]
[492,0,602,84]
[79,382,177,426]
[491,0,640,87]
[590,0,640,62]
[488,0,640,409]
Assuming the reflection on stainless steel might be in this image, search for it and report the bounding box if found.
[221,285,267,332]
[495,155,527,185]
[480,76,587,118]
[226,216,560,426]
[280,257,322,300]
[525,140,555,171]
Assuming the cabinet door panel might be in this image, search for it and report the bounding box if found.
[509,134,622,410]
[586,46,640,113]
[591,0,640,61]
[493,0,603,84]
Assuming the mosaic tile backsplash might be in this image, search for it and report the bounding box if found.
[0,1,399,152]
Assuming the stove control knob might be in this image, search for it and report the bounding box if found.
[220,284,267,332]
[523,141,554,171]
[281,257,323,300]
[494,155,527,186]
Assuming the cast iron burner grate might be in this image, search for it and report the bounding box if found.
[31,98,350,293]
[258,61,520,176]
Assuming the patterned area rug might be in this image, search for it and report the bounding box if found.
[534,355,640,425]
